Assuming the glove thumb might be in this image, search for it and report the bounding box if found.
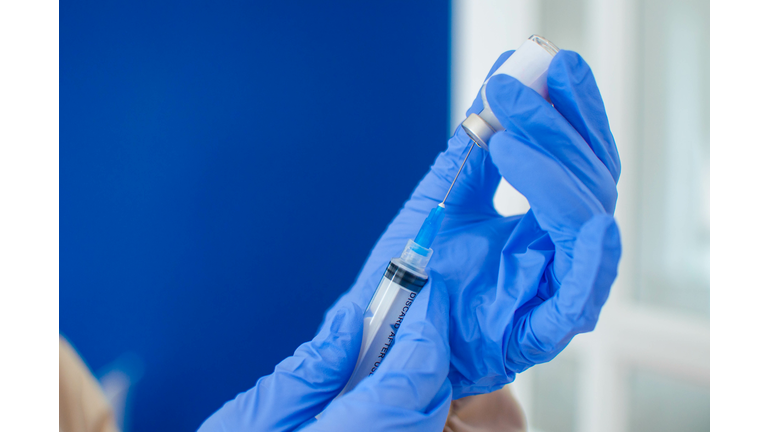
[198,304,363,431]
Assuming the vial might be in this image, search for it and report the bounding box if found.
[461,35,559,150]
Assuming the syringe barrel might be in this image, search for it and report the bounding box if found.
[336,257,428,398]
[461,35,559,150]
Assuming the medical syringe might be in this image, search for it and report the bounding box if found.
[335,34,559,399]
[334,141,475,399]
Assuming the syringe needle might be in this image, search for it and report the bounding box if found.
[440,142,477,206]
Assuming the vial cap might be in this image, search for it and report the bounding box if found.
[461,113,495,150]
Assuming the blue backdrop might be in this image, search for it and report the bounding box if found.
[60,1,450,430]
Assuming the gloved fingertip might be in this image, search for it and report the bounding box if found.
[465,50,517,117]
[549,50,590,82]
[485,74,527,106]
[552,49,585,67]
[485,74,558,134]
[547,51,603,113]
[486,50,516,79]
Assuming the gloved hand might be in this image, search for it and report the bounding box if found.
[198,276,453,432]
[324,49,622,398]
[200,49,622,431]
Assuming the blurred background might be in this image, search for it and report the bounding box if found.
[60,2,450,430]
[60,0,709,431]
[452,1,709,432]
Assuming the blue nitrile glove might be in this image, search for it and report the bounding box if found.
[198,276,452,432]
[321,49,622,399]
